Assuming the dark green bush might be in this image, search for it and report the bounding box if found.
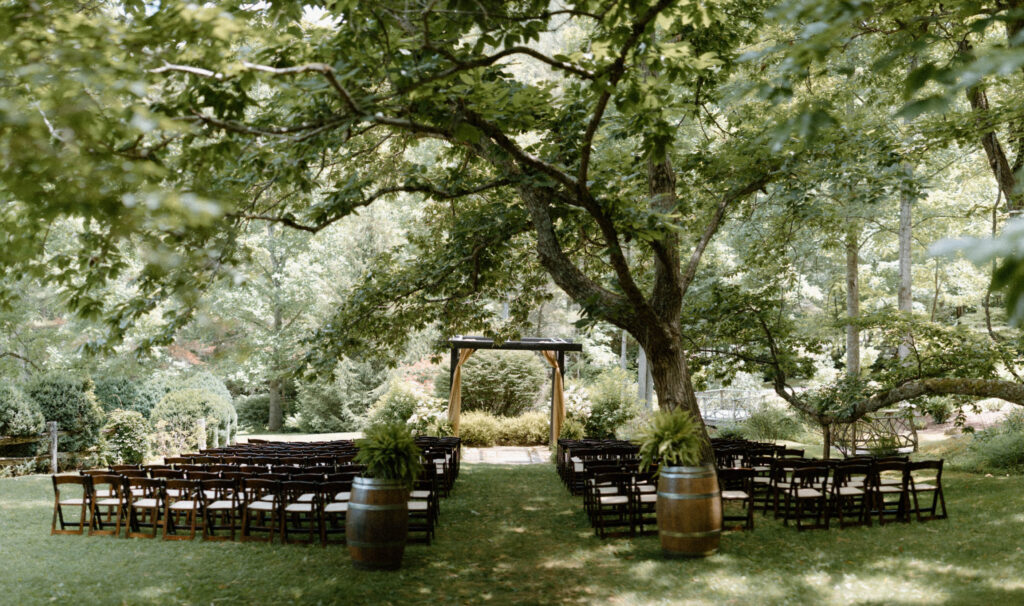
[584,369,640,438]
[24,374,104,452]
[741,406,805,441]
[0,383,44,437]
[458,411,550,446]
[434,350,546,417]
[137,374,178,417]
[93,377,149,416]
[103,409,149,464]
[150,389,234,452]
[236,393,272,432]
[714,425,745,440]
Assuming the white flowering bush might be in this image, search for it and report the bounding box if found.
[407,394,452,437]
[564,384,592,422]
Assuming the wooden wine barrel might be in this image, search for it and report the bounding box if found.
[656,465,722,557]
[347,477,409,570]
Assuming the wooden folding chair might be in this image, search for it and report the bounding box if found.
[88,475,126,536]
[201,478,240,541]
[906,460,947,522]
[718,467,755,531]
[163,479,200,540]
[126,478,165,539]
[241,478,280,543]
[52,475,91,535]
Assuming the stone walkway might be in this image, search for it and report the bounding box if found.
[460,445,552,464]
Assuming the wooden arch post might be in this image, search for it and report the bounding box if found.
[446,336,581,444]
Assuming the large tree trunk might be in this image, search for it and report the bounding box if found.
[268,378,283,432]
[646,342,714,463]
[845,224,861,377]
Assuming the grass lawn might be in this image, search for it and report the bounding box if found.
[2,464,1023,605]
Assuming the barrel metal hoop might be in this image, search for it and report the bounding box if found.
[657,491,721,501]
[348,502,408,512]
[353,477,407,489]
[661,466,717,477]
[347,539,406,548]
[660,529,722,539]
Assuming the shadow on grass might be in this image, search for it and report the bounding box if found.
[1,466,1023,605]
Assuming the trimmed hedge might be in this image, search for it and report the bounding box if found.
[24,374,104,452]
[0,383,44,437]
[458,411,550,446]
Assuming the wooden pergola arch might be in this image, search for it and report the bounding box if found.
[447,336,582,445]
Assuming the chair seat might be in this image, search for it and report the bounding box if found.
[638,493,657,503]
[285,503,314,513]
[636,484,656,493]
[599,495,629,505]
[408,501,428,511]
[880,478,902,485]
[324,502,348,513]
[131,498,160,508]
[297,493,316,503]
[795,488,822,498]
[410,490,431,499]
[912,483,937,491]
[247,501,276,511]
[721,490,749,500]
[207,500,236,510]
[834,486,864,496]
[93,489,113,498]
[166,489,182,498]
[596,486,619,495]
[335,492,351,501]
[877,485,904,494]
[752,465,770,472]
[752,477,770,484]
[59,498,87,506]
[95,498,121,507]
[776,482,792,489]
[170,500,199,510]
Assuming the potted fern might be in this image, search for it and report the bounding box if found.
[636,409,721,558]
[348,423,423,570]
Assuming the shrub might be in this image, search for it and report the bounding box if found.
[150,389,234,453]
[103,409,149,464]
[956,410,1024,473]
[434,350,547,417]
[367,381,423,426]
[558,416,585,440]
[180,371,233,404]
[236,393,272,432]
[458,410,551,446]
[584,368,641,439]
[741,406,805,441]
[0,384,44,437]
[458,411,502,446]
[93,377,149,416]
[24,374,104,452]
[137,374,178,417]
[714,425,745,440]
[406,395,451,437]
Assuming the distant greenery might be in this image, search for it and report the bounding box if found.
[150,389,234,453]
[742,406,806,442]
[435,351,547,417]
[958,410,1024,473]
[24,374,104,453]
[102,409,149,465]
[583,368,641,439]
[0,384,43,438]
[92,377,148,416]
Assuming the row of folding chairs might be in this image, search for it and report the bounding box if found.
[52,467,445,545]
[736,456,947,531]
[555,439,642,496]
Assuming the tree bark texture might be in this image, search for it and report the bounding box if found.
[898,171,913,360]
[845,224,861,377]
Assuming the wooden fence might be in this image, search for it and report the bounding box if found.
[0,421,62,473]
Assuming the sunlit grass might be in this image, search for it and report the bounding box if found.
[1,465,1022,605]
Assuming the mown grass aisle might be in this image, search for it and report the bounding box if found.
[2,465,1024,605]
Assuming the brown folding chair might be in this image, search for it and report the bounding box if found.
[906,460,947,522]
[718,467,755,531]
[126,478,165,539]
[52,475,92,535]
[88,474,126,536]
[241,478,280,543]
[201,479,240,541]
[163,479,201,540]
[280,481,319,544]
